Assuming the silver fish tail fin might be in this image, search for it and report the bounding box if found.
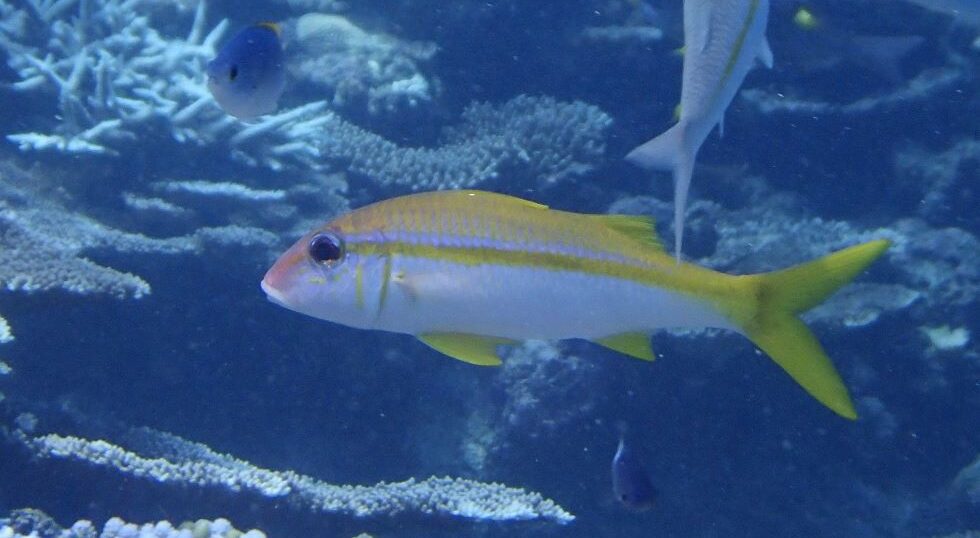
[625,122,684,171]
[670,148,694,261]
[625,122,694,260]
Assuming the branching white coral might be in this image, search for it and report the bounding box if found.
[0,314,13,343]
[0,169,277,344]
[152,180,287,202]
[23,426,575,524]
[0,0,331,172]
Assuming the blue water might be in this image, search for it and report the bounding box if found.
[1,0,978,536]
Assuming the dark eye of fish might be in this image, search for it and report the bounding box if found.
[228,65,238,81]
[309,233,343,265]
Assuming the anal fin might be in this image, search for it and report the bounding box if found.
[419,333,516,366]
[594,332,655,361]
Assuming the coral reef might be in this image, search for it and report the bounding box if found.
[0,0,223,154]
[740,54,972,116]
[288,13,440,118]
[13,426,573,524]
[151,180,288,202]
[1,349,574,530]
[0,359,8,405]
[895,138,980,229]
[0,316,12,344]
[0,0,330,171]
[0,509,267,538]
[282,0,348,12]
[0,1,975,536]
[0,165,276,338]
[317,95,612,190]
[460,340,603,473]
[580,25,664,44]
[0,0,610,188]
[496,341,599,435]
[955,453,980,506]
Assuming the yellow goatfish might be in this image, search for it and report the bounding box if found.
[261,190,889,419]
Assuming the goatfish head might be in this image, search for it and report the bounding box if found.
[261,224,379,330]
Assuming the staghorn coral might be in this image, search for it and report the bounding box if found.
[0,167,276,340]
[151,180,288,202]
[0,0,330,172]
[0,0,612,188]
[580,25,664,44]
[0,0,224,155]
[19,426,574,524]
[0,187,276,298]
[125,171,351,239]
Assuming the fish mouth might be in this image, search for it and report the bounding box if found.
[260,278,288,307]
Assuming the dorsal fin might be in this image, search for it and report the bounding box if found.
[593,214,664,252]
[256,21,282,36]
[453,190,549,210]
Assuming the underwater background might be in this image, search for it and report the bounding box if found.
[0,0,978,536]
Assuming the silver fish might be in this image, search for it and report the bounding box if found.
[627,0,772,259]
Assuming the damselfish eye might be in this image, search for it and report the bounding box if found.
[308,232,344,265]
[228,65,238,81]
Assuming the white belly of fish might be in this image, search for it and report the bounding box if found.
[371,256,735,339]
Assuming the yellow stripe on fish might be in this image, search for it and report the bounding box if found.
[722,0,762,85]
[262,190,890,420]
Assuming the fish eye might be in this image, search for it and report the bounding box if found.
[228,65,238,81]
[308,232,344,266]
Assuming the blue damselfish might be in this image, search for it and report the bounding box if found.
[207,22,286,119]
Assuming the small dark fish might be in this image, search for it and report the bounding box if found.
[611,430,658,511]
[207,22,286,119]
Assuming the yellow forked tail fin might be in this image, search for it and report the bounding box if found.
[738,240,891,420]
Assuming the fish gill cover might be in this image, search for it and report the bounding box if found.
[0,0,977,537]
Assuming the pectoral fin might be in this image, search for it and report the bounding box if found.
[418,333,516,366]
[594,332,655,361]
[392,271,419,301]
